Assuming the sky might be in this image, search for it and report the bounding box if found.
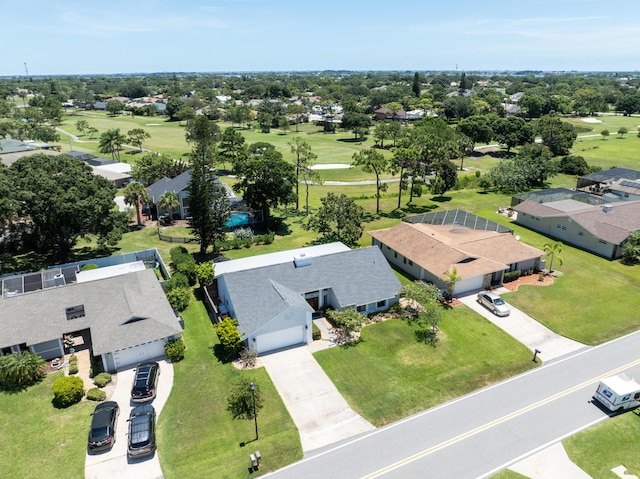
[3,0,640,76]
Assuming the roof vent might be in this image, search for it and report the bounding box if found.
[602,204,613,213]
[65,305,85,320]
[293,253,313,268]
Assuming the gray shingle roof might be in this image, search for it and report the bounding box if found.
[147,170,192,202]
[0,269,182,355]
[220,247,401,336]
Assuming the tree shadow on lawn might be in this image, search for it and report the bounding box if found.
[429,195,452,203]
[378,204,438,220]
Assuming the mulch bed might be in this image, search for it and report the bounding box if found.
[502,273,554,292]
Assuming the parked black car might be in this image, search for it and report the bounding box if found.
[131,361,160,402]
[127,404,157,458]
[88,401,119,452]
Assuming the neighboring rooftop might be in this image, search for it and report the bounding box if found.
[404,209,513,233]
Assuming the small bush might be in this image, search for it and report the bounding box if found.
[93,372,112,388]
[86,387,106,401]
[166,287,191,312]
[68,363,79,375]
[312,322,322,341]
[165,337,186,362]
[69,354,78,364]
[166,271,189,291]
[503,270,521,283]
[233,227,254,240]
[52,376,84,408]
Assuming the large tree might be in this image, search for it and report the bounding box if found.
[307,193,364,247]
[536,115,577,156]
[232,148,296,226]
[10,154,128,261]
[186,116,229,255]
[492,116,534,153]
[341,112,372,140]
[289,137,317,210]
[218,127,247,173]
[456,115,494,149]
[132,153,188,186]
[352,148,390,214]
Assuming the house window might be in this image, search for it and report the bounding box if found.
[377,300,386,308]
[403,257,407,264]
[561,225,566,230]
[556,224,561,229]
[357,305,365,312]
[408,260,413,266]
[65,305,85,320]
[394,251,397,258]
[386,245,390,250]
[578,231,584,236]
[599,240,607,244]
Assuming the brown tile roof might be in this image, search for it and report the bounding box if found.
[369,222,543,280]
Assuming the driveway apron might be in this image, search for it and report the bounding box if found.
[458,289,587,362]
[85,359,173,479]
[261,346,375,453]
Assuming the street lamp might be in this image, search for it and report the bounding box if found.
[250,382,258,440]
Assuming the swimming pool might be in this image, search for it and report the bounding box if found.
[225,212,250,228]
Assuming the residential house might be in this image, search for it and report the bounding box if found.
[0,250,182,372]
[369,210,543,295]
[512,168,640,259]
[210,243,402,354]
[146,169,245,221]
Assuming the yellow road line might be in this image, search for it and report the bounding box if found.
[361,358,640,479]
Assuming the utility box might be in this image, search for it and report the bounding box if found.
[593,374,640,412]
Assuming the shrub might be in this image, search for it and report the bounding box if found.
[239,347,258,368]
[0,351,46,391]
[216,317,243,361]
[93,372,112,388]
[170,246,197,285]
[52,376,84,407]
[166,272,189,291]
[68,363,79,375]
[503,270,521,283]
[69,354,78,364]
[233,227,254,240]
[312,322,322,341]
[86,387,106,401]
[165,337,186,362]
[195,262,215,287]
[166,287,191,312]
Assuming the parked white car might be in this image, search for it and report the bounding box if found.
[476,291,511,316]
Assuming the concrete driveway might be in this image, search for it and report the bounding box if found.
[260,347,374,453]
[458,289,587,362]
[85,359,173,479]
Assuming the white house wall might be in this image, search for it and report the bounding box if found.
[373,240,423,279]
[517,213,617,258]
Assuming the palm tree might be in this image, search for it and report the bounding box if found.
[543,241,564,273]
[98,128,126,161]
[158,191,180,222]
[123,182,150,227]
[443,266,462,300]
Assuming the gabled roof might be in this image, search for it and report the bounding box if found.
[369,222,543,280]
[0,269,181,355]
[220,247,401,337]
[0,148,59,167]
[147,170,192,201]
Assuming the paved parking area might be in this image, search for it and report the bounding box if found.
[261,347,374,453]
[458,289,587,362]
[85,359,173,479]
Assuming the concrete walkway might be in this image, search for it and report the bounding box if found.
[509,443,592,479]
[260,347,374,453]
[458,289,587,363]
[85,359,173,479]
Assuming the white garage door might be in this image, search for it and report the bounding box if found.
[112,339,166,371]
[456,275,486,296]
[256,326,304,354]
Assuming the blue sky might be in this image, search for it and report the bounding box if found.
[3,0,639,76]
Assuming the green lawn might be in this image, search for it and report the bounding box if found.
[158,298,302,478]
[0,371,94,479]
[314,307,536,427]
[564,411,640,478]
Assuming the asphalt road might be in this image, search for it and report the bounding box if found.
[264,331,640,479]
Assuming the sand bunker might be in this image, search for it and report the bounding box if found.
[581,117,603,123]
[309,164,352,170]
